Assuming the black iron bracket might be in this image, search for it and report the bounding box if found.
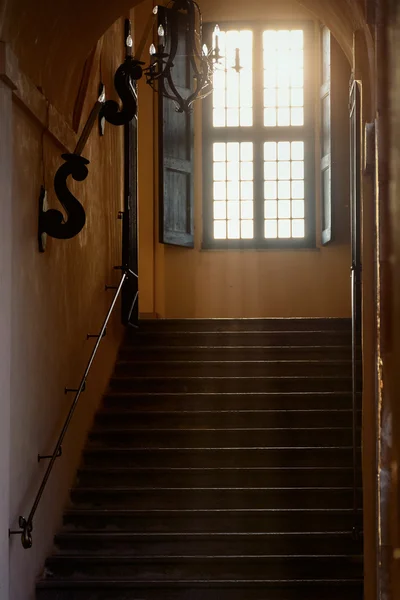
[65,382,86,394]
[38,447,62,462]
[9,517,33,549]
[87,329,107,340]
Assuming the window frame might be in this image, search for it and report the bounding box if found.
[202,20,316,250]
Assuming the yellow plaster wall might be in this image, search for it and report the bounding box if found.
[7,19,126,600]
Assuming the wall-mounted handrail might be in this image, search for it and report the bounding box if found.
[9,270,132,549]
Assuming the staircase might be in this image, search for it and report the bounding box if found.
[37,318,363,600]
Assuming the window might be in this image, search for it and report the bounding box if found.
[202,22,315,248]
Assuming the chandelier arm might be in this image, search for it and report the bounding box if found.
[164,9,180,70]
[163,68,186,112]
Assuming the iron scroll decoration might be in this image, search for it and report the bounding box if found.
[99,20,140,127]
[38,86,106,251]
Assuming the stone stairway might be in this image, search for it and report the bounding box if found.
[36,318,363,600]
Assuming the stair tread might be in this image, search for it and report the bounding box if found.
[55,530,361,538]
[37,578,363,587]
[117,359,353,364]
[98,409,357,414]
[47,554,362,560]
[78,466,355,472]
[66,507,359,514]
[72,486,359,491]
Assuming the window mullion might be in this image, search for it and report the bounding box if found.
[253,27,264,243]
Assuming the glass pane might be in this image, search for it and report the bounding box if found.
[291,141,304,160]
[292,161,305,179]
[278,219,291,238]
[264,181,277,199]
[291,30,303,49]
[213,143,226,161]
[213,162,226,180]
[241,143,253,161]
[265,220,278,238]
[240,108,252,126]
[278,161,291,180]
[264,108,277,126]
[278,142,291,160]
[278,200,291,218]
[213,182,226,200]
[241,181,253,199]
[214,201,227,219]
[292,200,304,218]
[227,181,240,199]
[291,88,304,107]
[214,220,227,239]
[265,162,277,180]
[241,201,253,218]
[292,219,305,237]
[228,219,240,239]
[241,220,254,239]
[213,109,225,127]
[292,180,304,198]
[227,201,240,220]
[265,200,277,218]
[264,88,277,107]
[241,162,253,180]
[227,108,240,127]
[278,181,291,199]
[277,108,290,126]
[227,143,240,162]
[277,88,290,106]
[291,107,304,126]
[227,162,240,181]
[264,142,277,160]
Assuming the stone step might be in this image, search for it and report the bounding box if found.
[124,330,352,347]
[87,427,357,449]
[44,554,363,580]
[94,409,361,430]
[102,391,357,411]
[119,345,353,361]
[76,466,361,488]
[108,375,353,393]
[36,579,363,600]
[53,531,363,557]
[135,318,352,332]
[63,508,362,533]
[69,486,362,510]
[114,360,353,378]
[82,446,360,468]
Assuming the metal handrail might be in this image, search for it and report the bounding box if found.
[9,270,130,548]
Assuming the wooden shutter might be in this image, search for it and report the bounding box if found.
[158,7,194,247]
[320,26,332,245]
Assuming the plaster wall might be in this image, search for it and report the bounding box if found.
[0,75,13,600]
[6,19,126,600]
[135,0,352,318]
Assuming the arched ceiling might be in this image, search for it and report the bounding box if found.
[0,0,371,122]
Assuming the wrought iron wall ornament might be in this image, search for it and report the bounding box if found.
[38,86,106,251]
[100,20,140,127]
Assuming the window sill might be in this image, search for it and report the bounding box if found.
[201,238,317,251]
